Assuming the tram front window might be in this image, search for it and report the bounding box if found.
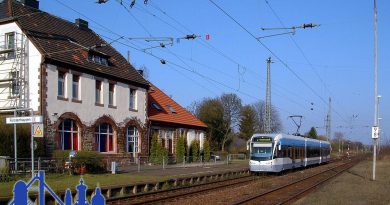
[251,144,272,161]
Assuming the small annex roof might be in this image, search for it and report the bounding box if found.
[0,0,149,88]
[148,83,207,130]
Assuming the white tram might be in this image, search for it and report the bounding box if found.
[248,133,331,172]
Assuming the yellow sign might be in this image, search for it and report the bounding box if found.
[33,124,44,138]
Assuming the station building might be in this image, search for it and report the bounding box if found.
[0,0,207,160]
[0,0,150,158]
[148,84,207,157]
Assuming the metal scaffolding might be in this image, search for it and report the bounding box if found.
[0,32,29,110]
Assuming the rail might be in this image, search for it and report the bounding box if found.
[231,157,361,205]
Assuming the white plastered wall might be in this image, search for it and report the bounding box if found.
[45,64,147,126]
[186,129,205,150]
[0,22,41,111]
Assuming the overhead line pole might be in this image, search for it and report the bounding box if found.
[208,0,349,125]
[264,57,272,133]
[373,0,378,181]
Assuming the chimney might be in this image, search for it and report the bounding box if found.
[75,18,89,30]
[20,0,39,9]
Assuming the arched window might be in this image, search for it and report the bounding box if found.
[59,119,79,150]
[126,126,138,154]
[95,123,114,152]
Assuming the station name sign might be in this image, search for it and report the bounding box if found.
[6,116,43,124]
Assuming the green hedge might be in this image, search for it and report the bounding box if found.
[72,151,105,174]
[52,150,105,174]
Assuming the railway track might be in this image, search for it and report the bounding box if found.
[107,174,265,205]
[231,157,361,205]
[106,156,356,205]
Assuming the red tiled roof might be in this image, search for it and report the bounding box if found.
[0,0,149,88]
[148,84,207,129]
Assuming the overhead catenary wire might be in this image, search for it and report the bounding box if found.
[51,0,321,127]
[208,0,349,125]
[263,0,351,125]
[145,1,318,105]
[128,32,317,112]
[53,0,312,115]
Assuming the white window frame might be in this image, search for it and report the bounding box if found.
[95,80,102,104]
[109,83,115,106]
[10,71,19,96]
[5,32,15,59]
[72,75,80,100]
[58,71,66,97]
[95,123,115,153]
[129,88,137,110]
[59,119,79,151]
[126,126,139,154]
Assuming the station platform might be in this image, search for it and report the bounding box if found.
[118,161,249,178]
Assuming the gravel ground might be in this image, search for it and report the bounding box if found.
[294,155,390,205]
[165,161,347,205]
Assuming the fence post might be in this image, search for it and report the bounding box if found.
[38,157,41,171]
[138,156,140,173]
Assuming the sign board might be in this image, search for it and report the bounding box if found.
[6,116,43,124]
[372,126,379,139]
[32,124,44,138]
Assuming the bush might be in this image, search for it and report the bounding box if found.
[203,139,211,162]
[72,151,104,174]
[190,140,200,162]
[149,133,168,165]
[52,150,71,173]
[175,136,185,163]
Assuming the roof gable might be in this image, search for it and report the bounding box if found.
[148,84,207,129]
[0,0,149,88]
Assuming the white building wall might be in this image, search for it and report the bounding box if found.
[46,64,147,126]
[27,34,41,111]
[0,22,41,111]
[187,129,195,147]
[186,129,205,150]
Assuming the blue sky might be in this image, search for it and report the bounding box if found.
[40,0,389,144]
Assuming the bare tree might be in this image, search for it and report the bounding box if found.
[252,101,282,133]
[186,100,200,116]
[219,93,242,151]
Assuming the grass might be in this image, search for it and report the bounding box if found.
[0,172,172,198]
[294,153,390,205]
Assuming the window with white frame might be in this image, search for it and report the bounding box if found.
[129,88,137,110]
[5,32,15,59]
[59,119,79,150]
[72,75,80,100]
[109,83,115,106]
[94,123,114,152]
[58,71,66,97]
[88,53,108,66]
[10,71,19,96]
[126,126,138,155]
[95,80,102,104]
